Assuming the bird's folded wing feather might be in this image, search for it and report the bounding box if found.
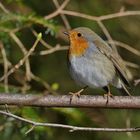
[94,39,130,87]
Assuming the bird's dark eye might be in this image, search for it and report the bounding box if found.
[77,33,82,37]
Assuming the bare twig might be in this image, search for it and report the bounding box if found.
[126,111,132,137]
[61,10,140,21]
[1,90,140,134]
[0,2,33,82]
[134,79,140,86]
[99,11,140,20]
[31,29,52,49]
[32,29,68,56]
[25,125,36,135]
[45,0,70,19]
[0,33,42,82]
[108,40,140,56]
[0,42,9,92]
[97,20,117,52]
[0,1,9,13]
[39,44,68,55]
[60,10,99,21]
[9,32,32,81]
[52,0,71,29]
[31,73,57,94]
[11,24,31,33]
[123,60,139,68]
[0,110,140,133]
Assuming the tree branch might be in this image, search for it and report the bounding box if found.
[0,93,140,109]
[0,109,140,133]
[0,110,140,133]
[0,33,42,82]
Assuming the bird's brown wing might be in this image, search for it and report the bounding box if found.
[111,56,130,87]
[94,39,130,87]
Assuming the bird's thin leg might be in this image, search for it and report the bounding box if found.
[69,86,88,103]
[103,85,113,104]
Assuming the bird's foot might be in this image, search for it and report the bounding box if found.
[104,92,114,104]
[69,91,81,98]
[69,89,84,104]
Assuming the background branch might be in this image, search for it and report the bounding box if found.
[0,110,140,133]
[0,33,42,82]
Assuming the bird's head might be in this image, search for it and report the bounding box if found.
[64,27,95,57]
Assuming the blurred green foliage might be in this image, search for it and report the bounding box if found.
[0,0,140,140]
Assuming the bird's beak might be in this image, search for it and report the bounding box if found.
[63,31,69,36]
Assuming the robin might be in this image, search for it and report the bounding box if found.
[64,27,131,102]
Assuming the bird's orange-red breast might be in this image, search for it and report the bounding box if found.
[64,27,131,96]
[68,30,88,57]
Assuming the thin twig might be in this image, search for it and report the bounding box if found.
[39,44,68,55]
[97,20,117,52]
[99,11,140,20]
[61,10,140,21]
[126,111,132,137]
[0,33,42,82]
[0,110,140,132]
[11,24,31,33]
[0,42,9,92]
[25,125,36,135]
[0,2,9,13]
[108,40,140,56]
[124,60,139,68]
[60,10,99,21]
[31,29,52,49]
[31,73,57,95]
[9,32,32,81]
[134,79,140,86]
[45,0,70,19]
[52,0,71,29]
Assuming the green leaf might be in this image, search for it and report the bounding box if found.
[22,107,41,122]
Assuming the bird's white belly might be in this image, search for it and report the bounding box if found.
[69,54,116,88]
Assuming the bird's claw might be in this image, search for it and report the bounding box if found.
[104,92,113,98]
[69,92,81,97]
[69,87,87,104]
[104,92,114,104]
[69,91,81,104]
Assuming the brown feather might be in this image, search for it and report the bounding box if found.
[94,39,130,87]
